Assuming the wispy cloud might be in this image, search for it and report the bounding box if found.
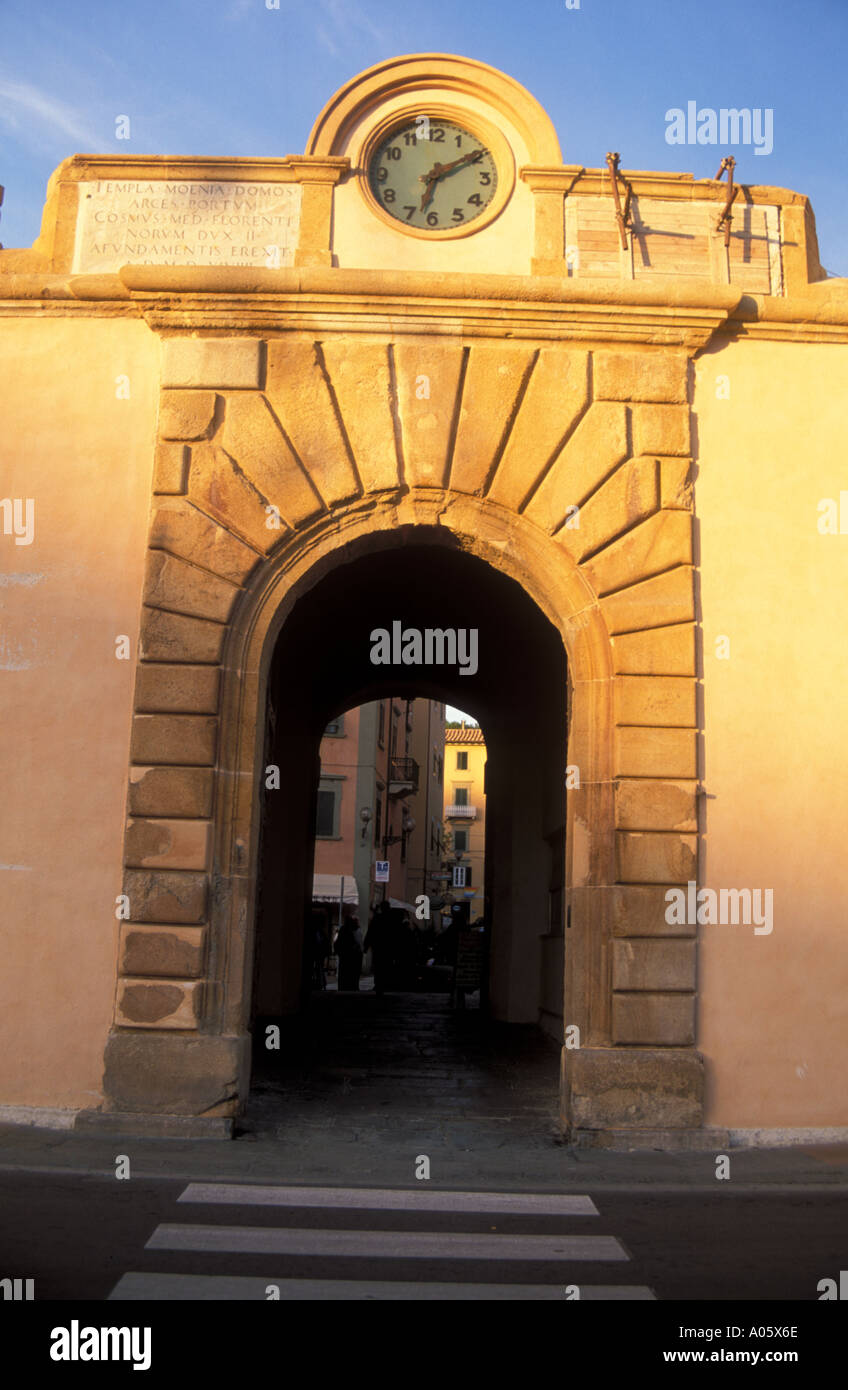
[326,0,387,45]
[0,77,100,149]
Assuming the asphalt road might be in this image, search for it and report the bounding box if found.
[1,1170,844,1302]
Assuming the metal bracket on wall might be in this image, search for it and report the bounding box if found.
[605,151,633,251]
[715,155,738,247]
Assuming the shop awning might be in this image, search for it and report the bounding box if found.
[312,874,359,905]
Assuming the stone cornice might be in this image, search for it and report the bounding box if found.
[42,153,350,184]
[521,164,814,208]
[122,266,742,347]
[3,267,847,344]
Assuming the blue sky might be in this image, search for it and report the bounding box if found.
[2,0,846,273]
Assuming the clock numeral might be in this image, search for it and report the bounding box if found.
[432,128,445,143]
[455,134,463,147]
[467,194,483,207]
[479,171,491,185]
[404,206,416,221]
[452,208,464,223]
[383,188,396,204]
[386,147,401,161]
[402,132,417,146]
[426,211,439,227]
[376,167,388,183]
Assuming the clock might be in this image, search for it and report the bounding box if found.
[360,107,514,239]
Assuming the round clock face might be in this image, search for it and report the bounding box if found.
[367,119,498,233]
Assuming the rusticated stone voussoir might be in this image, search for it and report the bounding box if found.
[601,565,695,635]
[159,390,217,441]
[161,337,262,390]
[612,992,696,1045]
[119,924,206,979]
[122,868,207,923]
[593,349,688,404]
[265,340,361,506]
[609,883,696,936]
[632,403,690,457]
[125,818,211,871]
[149,502,261,586]
[583,509,692,597]
[135,662,220,714]
[318,340,400,494]
[614,675,696,727]
[616,829,697,884]
[611,621,696,676]
[612,938,696,992]
[562,455,659,561]
[140,607,226,665]
[526,401,629,534]
[129,765,214,819]
[143,549,240,625]
[615,778,698,833]
[115,978,202,1029]
[615,726,698,778]
[153,442,189,495]
[131,714,217,766]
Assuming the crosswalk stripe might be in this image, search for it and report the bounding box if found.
[110,1273,654,1301]
[178,1183,599,1216]
[146,1224,628,1260]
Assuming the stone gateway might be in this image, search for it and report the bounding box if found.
[1,54,846,1148]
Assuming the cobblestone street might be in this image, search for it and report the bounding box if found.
[245,991,562,1142]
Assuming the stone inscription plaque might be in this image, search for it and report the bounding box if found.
[72,179,302,273]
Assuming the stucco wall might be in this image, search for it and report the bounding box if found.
[694,336,848,1128]
[0,316,158,1110]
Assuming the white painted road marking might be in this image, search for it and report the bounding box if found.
[146,1224,628,1260]
[111,1272,655,1300]
[178,1183,599,1215]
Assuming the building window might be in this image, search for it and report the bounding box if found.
[316,786,338,838]
[376,795,383,845]
[378,701,385,746]
[456,751,468,769]
[324,715,344,737]
[454,787,468,805]
[452,864,472,888]
[454,829,468,853]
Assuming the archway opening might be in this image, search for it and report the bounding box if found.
[246,527,568,1125]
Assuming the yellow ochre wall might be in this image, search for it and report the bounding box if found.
[693,338,848,1129]
[0,318,158,1112]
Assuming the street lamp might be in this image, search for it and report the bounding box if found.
[359,806,372,842]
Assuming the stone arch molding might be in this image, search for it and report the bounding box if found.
[305,52,563,165]
[106,329,704,1135]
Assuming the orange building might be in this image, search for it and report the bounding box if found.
[312,698,446,927]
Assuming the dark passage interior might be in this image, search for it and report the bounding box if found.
[247,526,568,1120]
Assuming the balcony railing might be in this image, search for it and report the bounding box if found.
[389,757,419,794]
[446,803,477,819]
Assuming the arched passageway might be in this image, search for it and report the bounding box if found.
[248,529,567,1109]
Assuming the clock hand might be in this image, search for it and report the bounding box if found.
[437,149,484,177]
[418,150,483,211]
[419,150,483,186]
[420,174,439,211]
